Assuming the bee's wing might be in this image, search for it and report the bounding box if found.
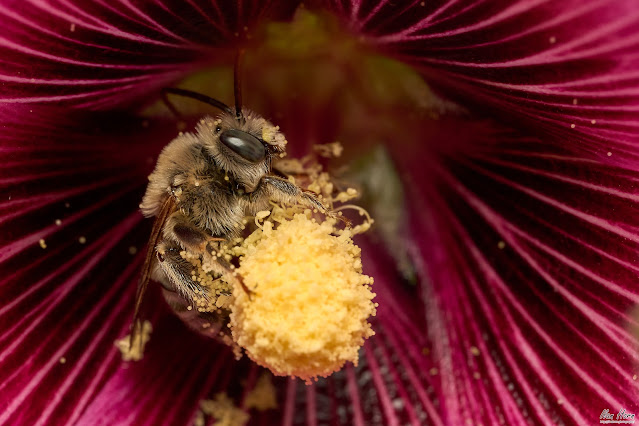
[130,195,175,348]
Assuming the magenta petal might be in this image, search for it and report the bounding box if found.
[0,0,300,108]
[75,314,240,426]
[391,117,639,423]
[319,0,639,160]
[0,105,175,424]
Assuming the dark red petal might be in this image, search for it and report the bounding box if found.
[391,116,639,424]
[0,105,173,424]
[0,0,300,108]
[318,0,639,161]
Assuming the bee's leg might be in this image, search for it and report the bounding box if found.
[205,254,254,297]
[256,175,328,212]
[162,213,252,296]
[154,242,228,338]
[164,211,226,253]
[254,176,354,227]
[154,243,202,299]
[164,212,253,297]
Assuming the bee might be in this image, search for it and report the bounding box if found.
[132,58,328,342]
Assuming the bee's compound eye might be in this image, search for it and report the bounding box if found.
[219,129,266,162]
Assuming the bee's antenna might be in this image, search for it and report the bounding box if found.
[161,88,234,118]
[234,49,245,124]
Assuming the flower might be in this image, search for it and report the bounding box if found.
[1,0,639,425]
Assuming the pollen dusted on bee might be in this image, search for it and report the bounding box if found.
[179,249,234,313]
[261,124,286,146]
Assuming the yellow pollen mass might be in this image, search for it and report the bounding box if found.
[199,393,249,426]
[114,320,152,361]
[230,213,376,383]
[244,372,278,411]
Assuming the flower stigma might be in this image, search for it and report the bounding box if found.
[229,210,375,383]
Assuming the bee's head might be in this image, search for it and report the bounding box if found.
[198,110,286,191]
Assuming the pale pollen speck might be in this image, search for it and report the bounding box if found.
[59,357,66,364]
[429,368,438,376]
[591,119,597,124]
[497,241,506,249]
[473,372,481,380]
[70,23,75,32]
[128,246,138,255]
[470,346,481,356]
[78,236,87,244]
[549,36,556,44]
[572,98,578,105]
[187,305,193,311]
[557,399,564,405]
[633,374,637,380]
[55,219,62,226]
[607,152,612,157]
[39,239,47,249]
[570,123,576,129]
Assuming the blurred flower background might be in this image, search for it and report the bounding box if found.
[1,0,639,424]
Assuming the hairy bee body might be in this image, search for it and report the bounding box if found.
[136,109,325,339]
[140,113,276,238]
